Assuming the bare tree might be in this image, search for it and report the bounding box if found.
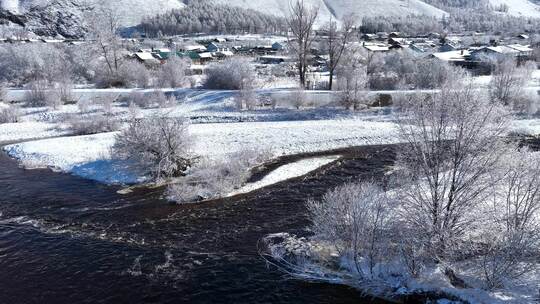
[286,0,318,88]
[395,78,511,261]
[480,150,540,289]
[87,0,126,87]
[112,115,195,180]
[323,14,356,90]
[489,56,534,106]
[336,49,368,110]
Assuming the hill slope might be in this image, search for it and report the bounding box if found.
[19,0,185,26]
[489,0,540,18]
[213,0,448,22]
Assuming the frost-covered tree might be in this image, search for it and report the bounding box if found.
[87,0,127,87]
[489,56,535,107]
[286,0,318,88]
[113,115,195,180]
[479,151,540,289]
[395,78,510,260]
[203,57,256,90]
[156,56,189,88]
[308,182,394,277]
[336,49,368,110]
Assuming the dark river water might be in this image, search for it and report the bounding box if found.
[0,145,395,304]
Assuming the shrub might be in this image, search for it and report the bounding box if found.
[24,80,60,108]
[157,56,189,88]
[0,85,7,102]
[288,89,307,109]
[112,115,195,180]
[125,90,176,109]
[307,182,394,277]
[119,61,152,88]
[203,57,256,90]
[53,80,77,105]
[67,114,120,135]
[167,149,270,203]
[0,103,20,123]
[234,89,258,110]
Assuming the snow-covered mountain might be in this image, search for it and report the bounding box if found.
[489,0,540,18]
[213,0,448,22]
[11,0,185,26]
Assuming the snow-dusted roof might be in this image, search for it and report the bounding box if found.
[216,51,234,57]
[363,43,390,52]
[482,46,520,54]
[198,52,213,59]
[506,44,533,53]
[184,45,206,51]
[432,50,470,61]
[135,52,156,61]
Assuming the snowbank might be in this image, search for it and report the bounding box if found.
[231,155,341,195]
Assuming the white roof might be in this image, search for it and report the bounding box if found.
[185,45,206,51]
[155,48,171,53]
[217,51,234,56]
[482,46,520,54]
[135,52,156,61]
[259,55,290,60]
[507,44,533,52]
[363,44,390,52]
[198,52,213,58]
[432,50,470,61]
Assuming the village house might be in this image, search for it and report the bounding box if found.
[409,42,438,56]
[439,42,458,52]
[134,51,161,66]
[272,42,284,51]
[431,49,471,64]
[469,44,533,61]
[206,42,230,53]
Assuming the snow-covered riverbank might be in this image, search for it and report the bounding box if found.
[3,119,398,184]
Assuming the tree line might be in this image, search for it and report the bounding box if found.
[138,1,287,37]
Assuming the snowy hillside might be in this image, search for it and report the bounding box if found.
[20,0,185,26]
[489,0,540,18]
[213,0,447,23]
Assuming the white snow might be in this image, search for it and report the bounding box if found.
[213,0,447,26]
[3,132,145,184]
[3,119,398,184]
[489,0,540,18]
[0,121,69,144]
[231,155,341,195]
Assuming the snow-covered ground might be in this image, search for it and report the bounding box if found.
[3,119,397,184]
[0,121,69,144]
[489,0,540,18]
[3,86,540,186]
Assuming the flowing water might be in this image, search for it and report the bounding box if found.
[0,146,395,304]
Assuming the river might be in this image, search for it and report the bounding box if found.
[0,145,395,304]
